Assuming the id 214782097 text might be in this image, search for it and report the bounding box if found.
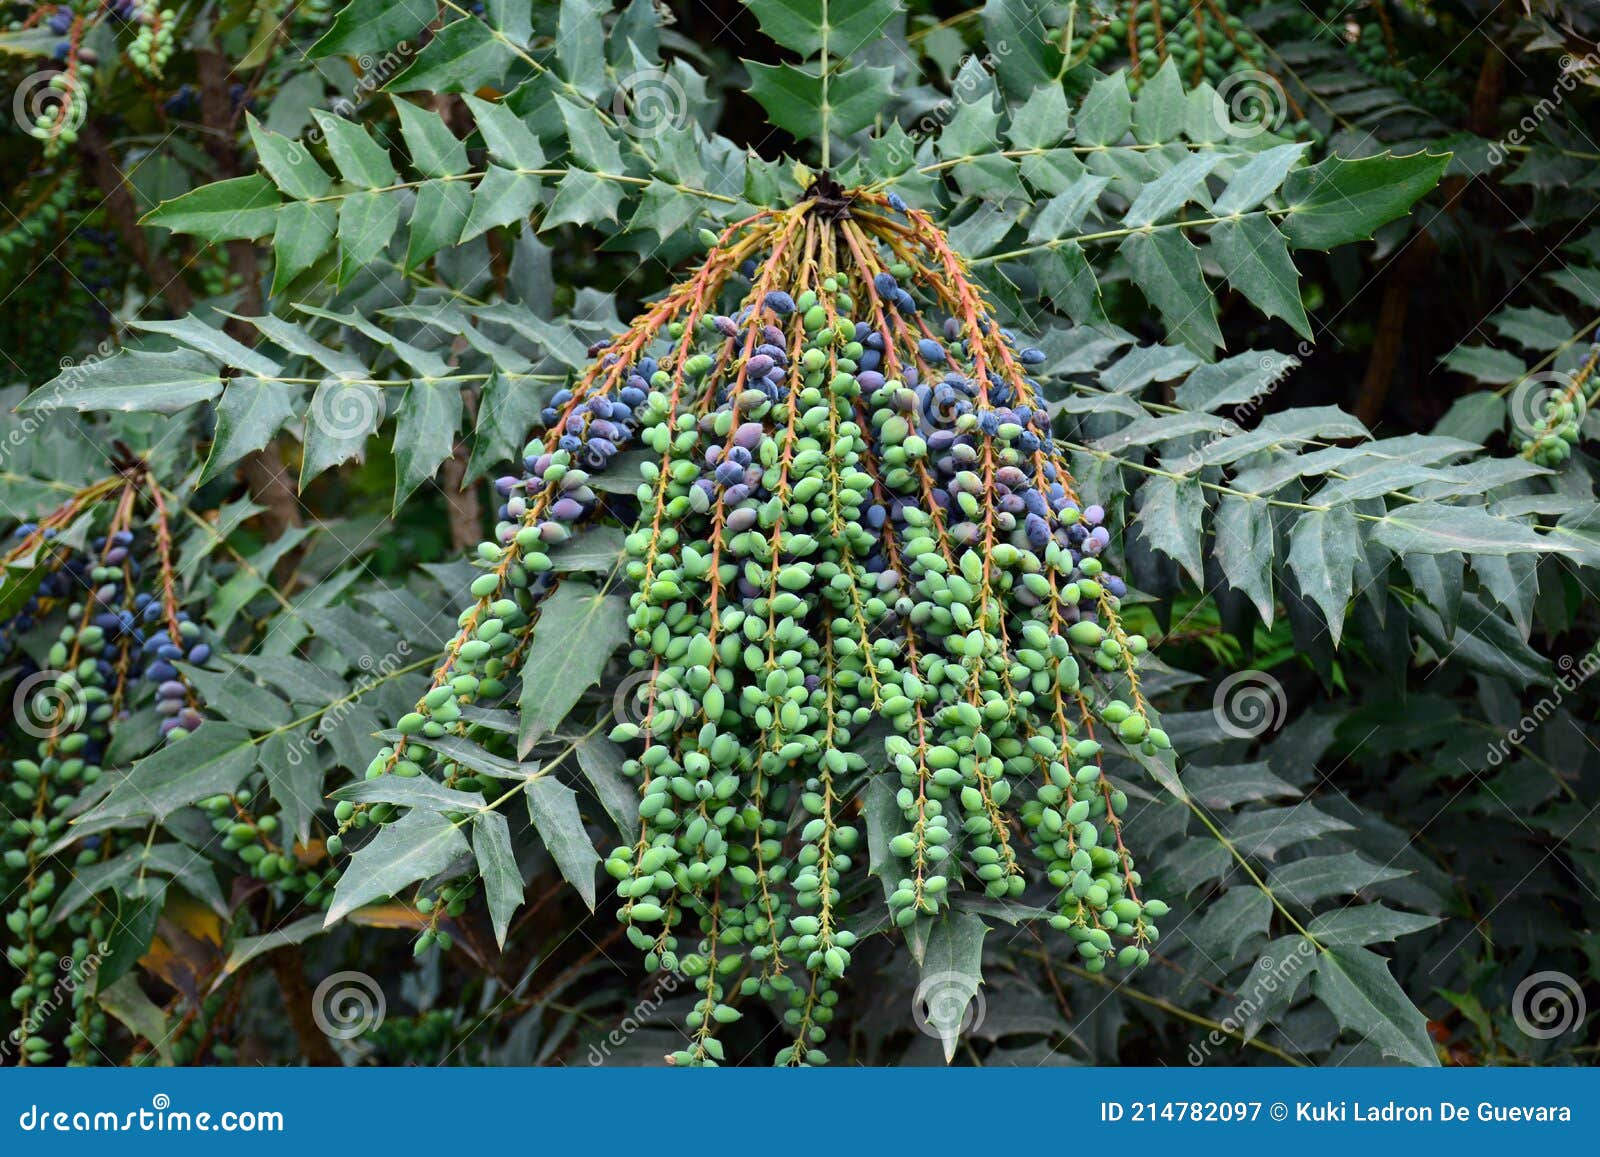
[1098,1101,1574,1124]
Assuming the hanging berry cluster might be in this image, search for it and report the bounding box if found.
[1517,335,1599,467]
[1290,1,1466,120]
[1077,1,1466,138]
[1084,0,1276,90]
[0,459,209,1065]
[358,181,1176,1065]
[10,1,178,156]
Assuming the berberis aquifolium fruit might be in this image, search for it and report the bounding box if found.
[1516,333,1599,467]
[355,179,1175,1066]
[13,2,179,158]
[0,460,215,1065]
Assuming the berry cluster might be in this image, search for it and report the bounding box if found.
[161,80,253,120]
[7,2,184,156]
[195,791,333,900]
[0,470,213,1064]
[153,990,237,1065]
[1081,1,1465,139]
[1076,1,1315,141]
[367,1007,463,1061]
[1086,1,1272,88]
[124,3,175,78]
[0,173,76,262]
[1517,338,1600,467]
[1291,2,1466,121]
[357,182,1178,1065]
[26,72,89,155]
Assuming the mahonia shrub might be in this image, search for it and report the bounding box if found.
[346,179,1178,1065]
[11,0,1599,1072]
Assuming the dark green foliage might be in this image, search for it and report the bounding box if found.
[2,0,1597,1070]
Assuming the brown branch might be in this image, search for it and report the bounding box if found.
[1358,13,1506,427]
[1469,42,1506,139]
[1353,231,1439,427]
[266,948,342,1066]
[439,461,483,551]
[438,430,484,553]
[76,122,194,314]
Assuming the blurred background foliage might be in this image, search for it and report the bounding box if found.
[0,0,1596,1066]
